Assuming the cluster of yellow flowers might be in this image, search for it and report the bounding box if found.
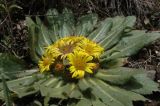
[38,36,104,79]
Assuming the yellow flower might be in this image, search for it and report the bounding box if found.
[75,39,104,58]
[45,45,61,58]
[38,53,55,73]
[53,36,85,58]
[67,51,96,79]
[38,36,103,79]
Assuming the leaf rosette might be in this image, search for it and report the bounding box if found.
[0,8,160,106]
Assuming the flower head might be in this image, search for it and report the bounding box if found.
[67,51,96,78]
[45,45,61,58]
[38,53,55,73]
[38,36,104,79]
[75,38,104,58]
[53,36,85,59]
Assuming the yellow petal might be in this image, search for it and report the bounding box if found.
[72,71,78,78]
[77,70,85,78]
[85,68,93,74]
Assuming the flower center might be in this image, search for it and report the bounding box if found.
[84,44,93,54]
[43,57,52,66]
[55,63,64,71]
[74,61,86,70]
[59,44,75,54]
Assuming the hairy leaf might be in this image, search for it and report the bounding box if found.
[76,98,92,106]
[0,53,26,79]
[99,16,136,49]
[0,73,42,98]
[26,17,41,63]
[46,9,60,41]
[95,67,144,85]
[1,73,12,106]
[75,14,98,36]
[76,97,105,106]
[79,78,146,106]
[88,18,112,42]
[101,30,160,62]
[124,74,159,95]
[88,78,146,106]
[39,78,78,99]
[101,58,128,68]
[59,8,75,37]
[47,8,75,38]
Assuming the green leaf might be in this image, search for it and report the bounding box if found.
[98,16,125,48]
[44,95,50,106]
[69,88,82,98]
[62,8,75,27]
[95,67,144,85]
[92,98,106,106]
[78,78,91,91]
[76,97,106,106]
[0,4,6,11]
[46,8,75,38]
[124,74,159,95]
[27,16,58,62]
[0,76,34,89]
[58,22,72,37]
[1,72,12,106]
[35,17,52,56]
[40,77,60,87]
[33,100,42,106]
[46,9,59,25]
[99,16,136,49]
[0,53,26,79]
[88,18,112,42]
[15,69,38,78]
[88,78,146,106]
[10,85,38,98]
[26,17,41,63]
[9,4,22,11]
[101,30,160,62]
[0,73,42,98]
[50,105,58,106]
[39,79,77,99]
[101,58,128,68]
[75,14,98,36]
[79,78,146,106]
[76,98,92,106]
[59,8,75,37]
[46,9,60,41]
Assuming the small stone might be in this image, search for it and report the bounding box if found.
[155,51,160,56]
[17,24,21,30]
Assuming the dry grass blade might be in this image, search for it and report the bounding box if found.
[60,0,160,16]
